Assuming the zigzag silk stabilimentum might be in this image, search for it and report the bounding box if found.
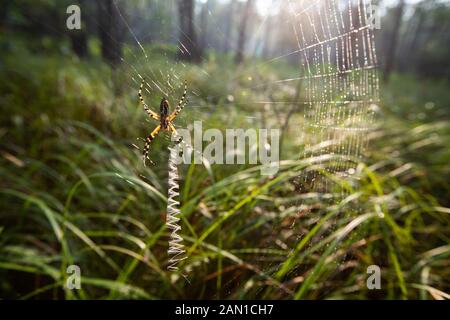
[166,145,187,272]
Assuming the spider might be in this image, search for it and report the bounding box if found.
[138,78,188,165]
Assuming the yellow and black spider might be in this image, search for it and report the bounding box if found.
[138,78,188,165]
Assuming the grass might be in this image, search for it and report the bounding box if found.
[0,39,449,299]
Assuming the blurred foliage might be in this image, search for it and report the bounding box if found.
[3,0,450,78]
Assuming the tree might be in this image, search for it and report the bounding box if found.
[0,0,10,29]
[200,1,208,51]
[222,0,236,53]
[383,0,405,82]
[177,0,202,62]
[261,15,273,58]
[235,0,254,64]
[397,3,425,73]
[69,29,88,58]
[96,0,125,67]
[68,0,89,58]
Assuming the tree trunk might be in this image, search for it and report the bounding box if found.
[0,0,10,29]
[262,16,273,58]
[177,0,201,62]
[222,0,236,53]
[96,0,124,68]
[200,1,208,51]
[383,0,405,82]
[406,5,425,73]
[67,0,88,58]
[235,0,254,64]
[69,31,88,58]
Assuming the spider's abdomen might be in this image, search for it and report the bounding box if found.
[160,98,170,130]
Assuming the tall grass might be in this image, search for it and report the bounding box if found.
[0,42,449,299]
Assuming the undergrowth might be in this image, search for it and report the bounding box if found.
[0,42,449,299]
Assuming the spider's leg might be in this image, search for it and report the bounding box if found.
[169,122,183,144]
[169,122,178,134]
[139,78,160,121]
[169,80,188,121]
[169,98,188,121]
[142,124,161,166]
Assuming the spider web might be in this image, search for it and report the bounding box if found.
[273,0,380,296]
[112,0,379,166]
[288,0,379,194]
[108,0,380,296]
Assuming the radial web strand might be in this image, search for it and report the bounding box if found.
[288,0,379,194]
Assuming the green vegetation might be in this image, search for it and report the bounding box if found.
[0,40,449,300]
